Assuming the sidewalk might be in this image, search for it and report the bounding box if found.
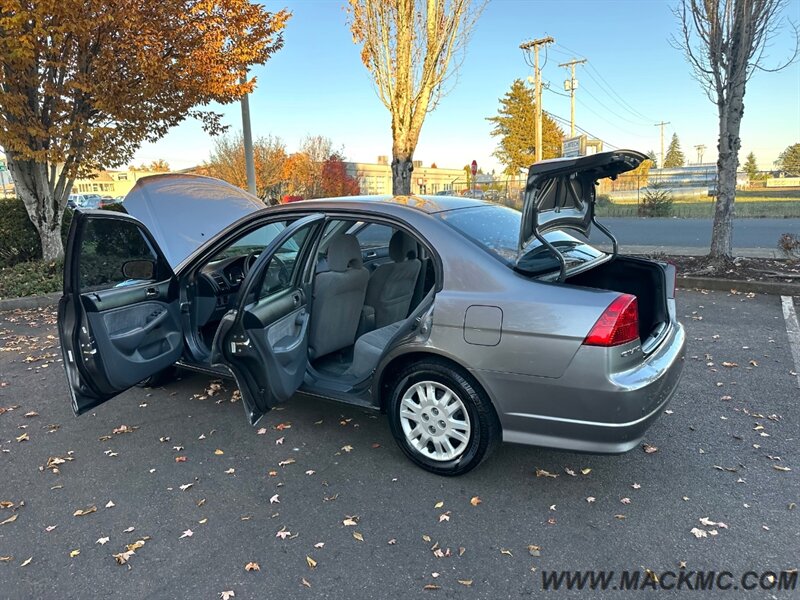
[596,244,784,258]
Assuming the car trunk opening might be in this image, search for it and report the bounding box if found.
[565,256,671,351]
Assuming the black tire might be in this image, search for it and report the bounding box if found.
[136,365,178,388]
[387,358,501,476]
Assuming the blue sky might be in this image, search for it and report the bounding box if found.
[133,0,800,172]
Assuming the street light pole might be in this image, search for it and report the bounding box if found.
[240,74,257,197]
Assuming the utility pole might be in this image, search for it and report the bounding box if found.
[694,144,706,164]
[240,73,257,197]
[520,36,554,163]
[654,121,670,168]
[558,58,586,138]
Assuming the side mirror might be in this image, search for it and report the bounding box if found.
[122,259,155,280]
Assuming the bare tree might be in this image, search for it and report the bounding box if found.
[348,0,484,195]
[674,0,798,261]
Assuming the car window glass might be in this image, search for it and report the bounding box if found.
[211,220,293,262]
[256,225,312,300]
[351,223,394,249]
[78,218,162,292]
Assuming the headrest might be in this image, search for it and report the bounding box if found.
[389,231,417,262]
[327,234,363,271]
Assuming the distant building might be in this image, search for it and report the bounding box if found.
[72,168,162,196]
[346,156,470,195]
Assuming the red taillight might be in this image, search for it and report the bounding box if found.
[584,294,639,347]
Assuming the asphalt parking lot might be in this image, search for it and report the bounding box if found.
[1,290,798,599]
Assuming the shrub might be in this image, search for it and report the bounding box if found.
[595,193,612,208]
[0,260,62,298]
[0,197,73,266]
[639,181,673,217]
[778,233,800,258]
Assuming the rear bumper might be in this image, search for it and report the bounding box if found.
[472,322,686,454]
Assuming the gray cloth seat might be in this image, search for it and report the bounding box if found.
[345,321,403,378]
[308,234,370,359]
[364,231,422,329]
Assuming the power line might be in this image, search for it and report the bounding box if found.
[553,41,657,123]
[544,110,620,150]
[579,85,654,128]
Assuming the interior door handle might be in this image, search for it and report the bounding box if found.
[291,292,301,307]
[145,287,159,298]
[365,251,377,258]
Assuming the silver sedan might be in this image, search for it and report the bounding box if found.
[58,150,685,475]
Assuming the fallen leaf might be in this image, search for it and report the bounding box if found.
[276,528,291,540]
[96,537,109,545]
[0,514,18,526]
[214,449,224,455]
[341,445,353,453]
[275,423,291,431]
[458,580,473,587]
[73,506,97,517]
[528,545,541,557]
[69,549,80,558]
[23,411,38,418]
[469,496,481,506]
[388,538,397,545]
[423,584,441,590]
[123,526,135,533]
[438,512,450,522]
[278,458,296,467]
[20,556,32,567]
[535,468,558,478]
[305,470,316,475]
[175,456,187,463]
[180,529,193,538]
[275,437,285,445]
[434,501,444,509]
[642,444,658,454]
[15,433,28,442]
[581,468,592,475]
[690,527,708,538]
[773,465,791,472]
[500,549,513,556]
[179,483,193,491]
[257,428,267,435]
[45,525,57,532]
[721,361,738,368]
[270,494,280,504]
[219,592,235,600]
[314,542,324,549]
[306,555,317,569]
[620,498,631,505]
[245,562,260,572]
[353,532,364,542]
[301,578,311,588]
[586,496,596,503]
[225,468,235,474]
[105,501,115,508]
[342,517,358,527]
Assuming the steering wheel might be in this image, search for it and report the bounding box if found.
[243,251,261,275]
[244,251,291,291]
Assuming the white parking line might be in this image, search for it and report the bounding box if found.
[780,296,800,389]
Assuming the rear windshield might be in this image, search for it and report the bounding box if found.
[439,204,604,275]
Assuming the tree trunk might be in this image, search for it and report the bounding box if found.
[6,157,68,263]
[709,84,745,260]
[391,154,414,195]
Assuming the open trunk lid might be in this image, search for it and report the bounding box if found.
[518,150,647,270]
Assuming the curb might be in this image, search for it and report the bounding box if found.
[678,276,799,296]
[0,292,60,311]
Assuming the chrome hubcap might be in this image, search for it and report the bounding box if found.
[399,381,471,462]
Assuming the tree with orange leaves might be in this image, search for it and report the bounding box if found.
[0,0,290,261]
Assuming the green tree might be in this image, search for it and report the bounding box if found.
[487,80,564,175]
[743,152,759,179]
[646,149,658,168]
[663,133,685,168]
[775,143,800,176]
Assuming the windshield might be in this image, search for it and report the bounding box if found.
[439,204,604,275]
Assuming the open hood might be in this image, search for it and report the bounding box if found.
[122,174,264,268]
[519,150,647,254]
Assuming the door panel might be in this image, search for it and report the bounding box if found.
[215,214,324,424]
[59,210,181,415]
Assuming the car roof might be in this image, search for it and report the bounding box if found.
[285,194,491,214]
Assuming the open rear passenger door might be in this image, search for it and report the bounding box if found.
[59,210,183,414]
[213,214,324,424]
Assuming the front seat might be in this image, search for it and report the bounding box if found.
[364,231,422,329]
[308,234,370,358]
